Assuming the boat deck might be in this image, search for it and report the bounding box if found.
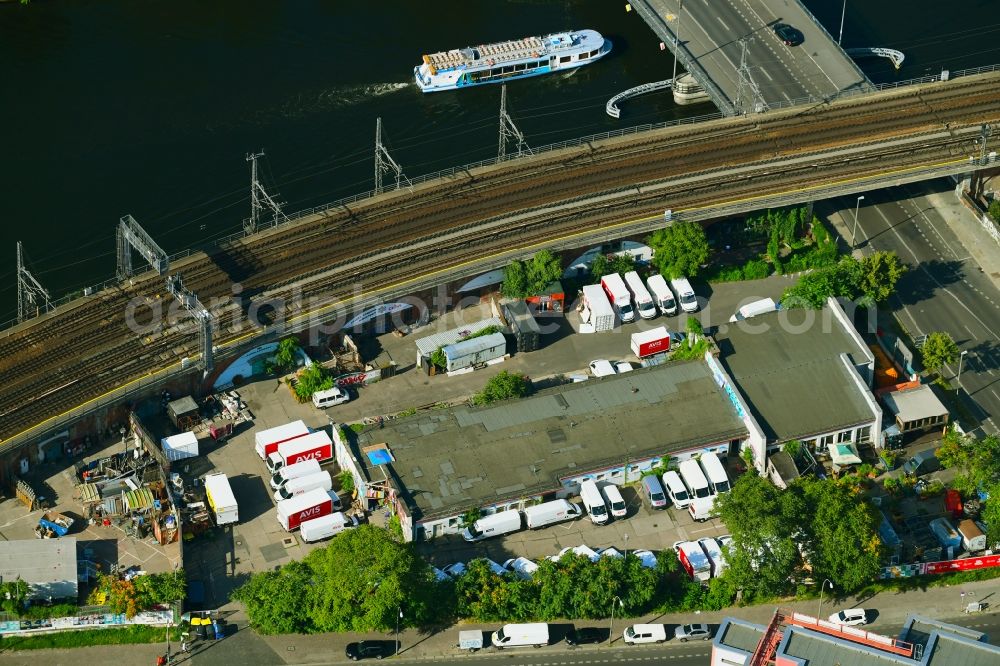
[423,35,549,72]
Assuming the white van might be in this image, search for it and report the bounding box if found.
[312,386,350,409]
[462,509,522,542]
[662,470,692,508]
[601,484,627,518]
[299,512,358,543]
[273,470,333,502]
[679,459,712,499]
[729,297,778,323]
[623,623,667,645]
[492,623,549,649]
[624,271,657,320]
[269,458,322,490]
[699,452,731,494]
[580,479,609,525]
[670,277,699,313]
[646,274,678,316]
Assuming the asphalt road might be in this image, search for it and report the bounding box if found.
[822,179,1000,435]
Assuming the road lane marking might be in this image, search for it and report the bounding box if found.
[716,17,731,32]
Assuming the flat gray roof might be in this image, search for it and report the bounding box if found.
[782,628,912,666]
[714,310,875,442]
[717,618,764,653]
[904,615,986,644]
[926,633,1000,665]
[0,537,78,600]
[883,385,949,423]
[355,360,747,521]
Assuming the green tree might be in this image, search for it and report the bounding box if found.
[590,253,636,279]
[686,316,703,337]
[648,222,710,279]
[525,249,562,296]
[936,431,1000,496]
[455,559,533,621]
[0,580,29,615]
[471,371,529,406]
[782,256,861,309]
[338,469,355,495]
[920,331,959,373]
[767,227,782,274]
[429,347,447,371]
[232,561,315,634]
[857,251,906,304]
[715,474,807,601]
[980,481,1000,549]
[134,571,187,608]
[501,260,529,298]
[796,478,881,591]
[989,199,1000,224]
[274,337,300,371]
[293,363,334,400]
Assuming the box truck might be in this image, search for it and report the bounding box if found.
[670,277,699,313]
[265,430,333,474]
[698,537,726,577]
[624,271,657,319]
[646,274,677,315]
[688,495,718,522]
[270,458,322,490]
[630,326,672,358]
[580,479,609,525]
[581,284,615,332]
[523,499,582,529]
[204,473,238,525]
[462,509,522,542]
[300,512,358,543]
[277,487,336,531]
[674,540,711,581]
[273,470,333,502]
[957,519,987,552]
[601,273,635,322]
[491,623,549,649]
[254,420,310,460]
[443,332,507,372]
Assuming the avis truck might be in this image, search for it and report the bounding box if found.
[204,473,238,525]
[265,430,333,474]
[255,420,310,460]
[276,486,336,531]
[630,326,672,358]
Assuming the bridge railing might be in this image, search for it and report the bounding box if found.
[4,63,1000,335]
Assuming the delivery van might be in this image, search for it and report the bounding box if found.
[662,471,692,508]
[670,277,699,313]
[699,452,731,494]
[646,274,677,315]
[624,271,657,319]
[312,386,350,409]
[462,509,522,542]
[601,484,628,519]
[729,297,778,323]
[580,479,609,525]
[523,499,582,529]
[492,623,549,649]
[623,624,666,645]
[299,512,358,543]
[273,470,333,502]
[641,475,668,509]
[679,460,712,499]
[270,458,322,490]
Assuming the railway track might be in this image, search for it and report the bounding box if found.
[2,72,1000,445]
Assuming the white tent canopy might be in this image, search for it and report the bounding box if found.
[828,442,861,468]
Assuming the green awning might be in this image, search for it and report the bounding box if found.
[123,487,155,512]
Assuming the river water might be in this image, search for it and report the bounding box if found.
[1,0,998,321]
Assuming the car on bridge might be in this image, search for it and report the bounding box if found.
[774,23,803,47]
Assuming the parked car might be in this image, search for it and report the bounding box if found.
[565,626,605,645]
[773,23,803,46]
[902,449,941,477]
[623,623,667,644]
[674,623,713,642]
[589,359,617,377]
[345,640,395,660]
[828,609,869,626]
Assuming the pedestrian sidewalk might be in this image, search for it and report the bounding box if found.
[6,576,999,666]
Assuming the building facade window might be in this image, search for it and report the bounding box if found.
[821,434,835,446]
[858,425,872,443]
[838,430,852,443]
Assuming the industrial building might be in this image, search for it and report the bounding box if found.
[0,538,79,601]
[714,298,882,471]
[711,610,1000,665]
[343,357,763,541]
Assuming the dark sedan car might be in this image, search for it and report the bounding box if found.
[345,641,395,660]
[566,627,605,645]
[774,23,803,46]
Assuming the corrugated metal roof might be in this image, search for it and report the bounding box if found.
[883,385,948,422]
[415,318,503,356]
[77,483,101,504]
[444,332,506,360]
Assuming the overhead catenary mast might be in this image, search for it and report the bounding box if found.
[498,84,531,161]
[244,151,288,237]
[374,117,411,195]
[16,241,51,323]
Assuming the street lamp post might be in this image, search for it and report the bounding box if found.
[851,195,865,248]
[957,350,969,393]
[838,0,848,46]
[607,596,624,646]
[623,533,629,560]
[817,579,834,619]
[395,607,403,656]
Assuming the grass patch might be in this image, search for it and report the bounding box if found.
[1,624,182,651]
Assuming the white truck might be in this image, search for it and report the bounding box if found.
[580,284,615,332]
[646,274,678,315]
[601,273,635,322]
[255,420,310,460]
[687,495,718,522]
[462,509,522,542]
[670,277,699,313]
[300,512,358,543]
[630,326,672,358]
[269,458,322,490]
[523,499,582,529]
[491,623,549,649]
[265,430,334,475]
[624,271,657,319]
[204,473,238,525]
[273,470,333,502]
[579,479,609,525]
[276,487,336,531]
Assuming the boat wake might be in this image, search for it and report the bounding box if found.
[320,82,412,109]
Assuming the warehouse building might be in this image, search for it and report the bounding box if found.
[0,538,79,601]
[348,358,764,541]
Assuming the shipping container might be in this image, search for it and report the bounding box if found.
[503,300,541,353]
[581,284,615,332]
[254,420,310,459]
[161,431,199,461]
[630,326,672,358]
[276,487,334,531]
[265,430,334,474]
[443,332,507,372]
[204,473,238,525]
